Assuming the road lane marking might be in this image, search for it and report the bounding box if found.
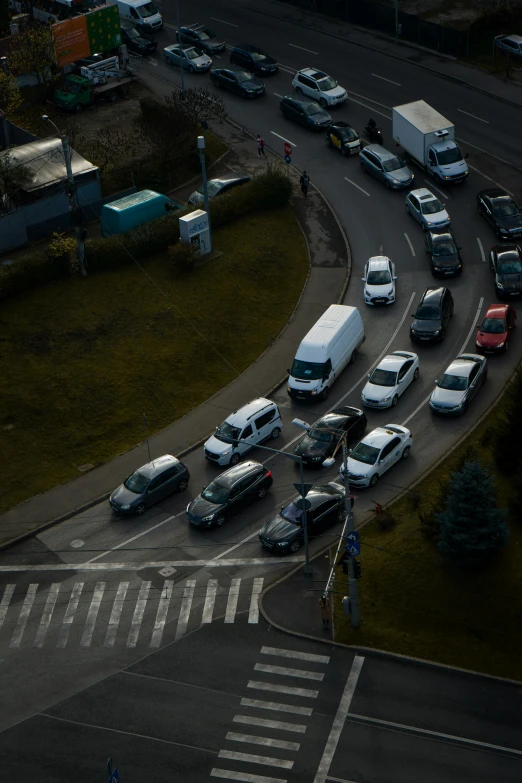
[85,510,185,564]
[80,582,105,647]
[202,578,218,623]
[457,108,489,124]
[0,558,303,573]
[127,580,150,648]
[210,17,238,26]
[344,177,370,197]
[261,646,330,664]
[289,43,318,54]
[56,582,83,648]
[9,583,37,648]
[104,581,129,647]
[249,577,264,623]
[404,232,415,256]
[459,297,484,355]
[254,663,324,681]
[34,583,60,648]
[273,92,283,98]
[371,73,401,86]
[150,579,173,647]
[423,179,448,200]
[233,715,307,733]
[225,577,241,623]
[218,750,294,769]
[270,131,296,147]
[226,733,300,751]
[313,655,364,783]
[175,579,195,640]
[0,585,15,630]
[241,698,312,716]
[477,236,486,262]
[248,681,318,698]
[211,770,287,783]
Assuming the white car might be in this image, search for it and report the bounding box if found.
[163,44,212,72]
[292,67,347,108]
[204,398,282,466]
[405,188,450,231]
[361,351,419,409]
[340,424,412,488]
[362,256,396,305]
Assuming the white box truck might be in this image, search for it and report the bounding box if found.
[392,100,468,184]
[287,304,365,402]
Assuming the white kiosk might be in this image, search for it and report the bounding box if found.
[179,209,211,256]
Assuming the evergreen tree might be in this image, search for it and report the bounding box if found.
[0,0,10,39]
[493,367,522,476]
[436,460,508,566]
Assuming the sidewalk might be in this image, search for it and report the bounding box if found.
[0,119,350,549]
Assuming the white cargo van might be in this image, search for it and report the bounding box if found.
[115,0,163,32]
[287,305,365,401]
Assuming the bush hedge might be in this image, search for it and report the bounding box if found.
[0,249,70,304]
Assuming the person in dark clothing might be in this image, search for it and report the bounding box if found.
[300,170,310,198]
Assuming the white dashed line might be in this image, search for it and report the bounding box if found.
[459,297,484,355]
[477,237,486,263]
[270,131,297,147]
[423,179,448,200]
[344,177,370,197]
[273,93,283,98]
[289,43,318,54]
[371,73,401,86]
[404,233,416,256]
[210,17,239,26]
[458,108,489,124]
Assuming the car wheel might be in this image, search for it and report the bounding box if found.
[319,98,328,109]
[270,427,281,439]
[289,539,301,553]
[402,446,411,460]
[504,340,509,352]
[229,453,240,466]
[295,86,303,95]
[341,146,349,157]
[164,55,172,65]
[369,474,379,487]
[349,350,357,364]
[322,386,330,401]
[360,161,367,173]
[413,367,419,381]
[215,515,226,527]
[258,487,268,499]
[405,203,410,214]
[74,104,83,113]
[385,179,392,189]
[177,478,188,492]
[482,370,488,384]
[460,401,469,416]
[188,64,195,73]
[391,394,399,407]
[327,135,333,147]
[439,328,446,342]
[136,503,145,515]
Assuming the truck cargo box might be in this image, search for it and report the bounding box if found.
[101,189,183,236]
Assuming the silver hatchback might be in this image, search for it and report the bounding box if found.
[429,354,487,416]
[359,144,414,189]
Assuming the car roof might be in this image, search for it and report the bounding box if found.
[478,188,508,200]
[367,255,391,269]
[292,485,341,508]
[299,67,328,79]
[495,245,521,260]
[429,230,453,242]
[217,460,265,487]
[376,354,409,372]
[227,396,274,424]
[502,34,522,43]
[484,303,509,318]
[313,408,361,431]
[283,95,321,108]
[421,286,445,304]
[331,121,354,130]
[364,145,396,161]
[138,454,180,479]
[446,357,476,377]
[410,187,436,200]
[359,426,405,450]
[210,174,250,185]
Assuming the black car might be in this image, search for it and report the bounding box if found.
[259,483,351,554]
[110,454,190,515]
[425,230,462,277]
[477,189,522,240]
[279,96,331,131]
[186,461,272,528]
[177,24,225,55]
[293,407,367,467]
[410,287,454,343]
[210,68,265,98]
[489,244,522,298]
[120,22,157,55]
[229,43,278,75]
[326,121,361,156]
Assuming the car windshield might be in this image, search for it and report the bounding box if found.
[235,71,252,82]
[480,317,506,334]
[202,481,229,504]
[317,76,337,91]
[124,471,150,493]
[438,373,468,391]
[369,369,397,387]
[186,48,199,59]
[137,2,158,17]
[291,358,327,380]
[498,258,522,274]
[308,426,334,443]
[367,269,391,284]
[196,30,209,40]
[281,502,303,525]
[250,51,268,61]
[492,199,518,217]
[350,442,380,465]
[214,420,238,444]
[338,127,358,140]
[421,198,444,215]
[305,103,324,116]
[432,239,456,256]
[382,157,404,172]
[204,180,223,197]
[127,28,140,39]
[416,304,440,320]
[436,147,463,165]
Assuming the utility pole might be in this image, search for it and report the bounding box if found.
[298,457,311,577]
[175,0,185,93]
[342,437,359,628]
[42,115,87,277]
[197,135,213,252]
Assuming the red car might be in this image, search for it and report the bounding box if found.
[476,304,517,354]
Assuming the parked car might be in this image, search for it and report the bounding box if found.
[361,351,419,409]
[210,68,265,97]
[476,303,517,354]
[494,34,522,60]
[177,24,225,54]
[429,354,487,416]
[188,174,250,205]
[163,44,211,71]
[359,145,414,189]
[489,244,522,297]
[406,188,450,230]
[410,287,454,343]
[425,229,462,277]
[292,407,367,466]
[362,255,396,306]
[229,43,278,75]
[292,67,347,108]
[279,96,331,131]
[204,398,282,466]
[120,21,157,55]
[187,461,272,528]
[477,189,522,240]
[109,455,189,515]
[259,482,349,553]
[339,425,413,488]
[326,121,361,156]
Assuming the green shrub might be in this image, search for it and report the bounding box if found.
[168,241,196,271]
[0,249,70,304]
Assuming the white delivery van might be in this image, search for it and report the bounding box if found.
[115,0,163,32]
[287,304,365,401]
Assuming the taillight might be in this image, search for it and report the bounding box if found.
[266,471,272,478]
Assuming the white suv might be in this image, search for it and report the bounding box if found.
[204,398,283,466]
[292,68,347,108]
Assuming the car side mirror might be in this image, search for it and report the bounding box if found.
[434,380,438,385]
[465,152,469,159]
[367,373,371,378]
[287,368,291,374]
[476,324,481,328]
[411,314,415,318]
[398,378,405,383]
[458,246,463,251]
[393,275,397,280]
[361,277,366,282]
[202,485,206,490]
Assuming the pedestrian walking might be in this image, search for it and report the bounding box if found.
[300,170,310,198]
[319,595,331,629]
[256,134,266,158]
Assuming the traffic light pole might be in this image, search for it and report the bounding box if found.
[342,437,359,629]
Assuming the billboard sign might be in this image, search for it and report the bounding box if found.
[53,5,122,67]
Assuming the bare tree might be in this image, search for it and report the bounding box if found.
[7,23,57,95]
[167,86,228,133]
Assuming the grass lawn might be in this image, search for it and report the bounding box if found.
[0,206,307,514]
[333,386,522,681]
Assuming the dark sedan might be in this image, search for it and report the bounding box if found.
[177,24,225,55]
[477,189,522,240]
[229,43,278,75]
[293,407,367,466]
[410,286,454,343]
[120,22,157,55]
[110,454,189,515]
[259,483,351,554]
[326,121,361,156]
[425,230,462,277]
[210,68,265,98]
[187,461,272,528]
[489,244,522,298]
[280,96,331,131]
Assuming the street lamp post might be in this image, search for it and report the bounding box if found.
[197,134,213,252]
[175,0,185,93]
[42,115,87,278]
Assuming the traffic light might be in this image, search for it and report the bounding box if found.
[353,558,362,580]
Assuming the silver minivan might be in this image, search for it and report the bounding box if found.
[359,144,414,189]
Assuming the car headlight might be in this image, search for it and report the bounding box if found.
[433,330,441,335]
[120,504,131,510]
[310,389,318,395]
[222,450,230,456]
[496,279,504,289]
[277,541,289,546]
[497,341,505,348]
[386,289,393,296]
[202,515,215,522]
[381,395,391,402]
[500,228,509,235]
[311,455,322,461]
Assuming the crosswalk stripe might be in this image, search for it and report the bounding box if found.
[0,584,15,630]
[202,579,218,623]
[260,646,330,664]
[34,583,60,647]
[226,732,300,751]
[248,578,264,624]
[211,769,287,783]
[104,582,129,648]
[218,749,294,769]
[56,582,83,648]
[175,579,195,641]
[127,581,151,648]
[80,582,105,647]
[233,716,307,734]
[225,578,241,624]
[254,664,324,682]
[240,699,312,717]
[10,583,38,648]
[247,681,318,699]
[150,580,173,648]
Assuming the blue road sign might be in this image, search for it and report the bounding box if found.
[284,154,291,164]
[108,769,120,783]
[345,531,359,543]
[345,542,360,557]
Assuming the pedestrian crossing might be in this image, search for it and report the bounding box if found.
[211,644,330,783]
[0,576,265,650]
